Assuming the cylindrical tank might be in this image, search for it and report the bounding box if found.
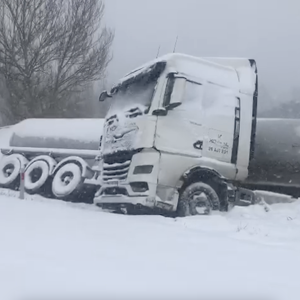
[9,118,104,151]
[247,118,300,189]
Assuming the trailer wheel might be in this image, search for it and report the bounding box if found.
[25,160,49,194]
[0,156,22,188]
[177,182,220,217]
[51,163,83,200]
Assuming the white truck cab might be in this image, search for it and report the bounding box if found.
[94,53,258,216]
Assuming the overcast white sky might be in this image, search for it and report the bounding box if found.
[104,0,300,107]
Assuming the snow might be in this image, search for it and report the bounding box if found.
[0,120,104,165]
[204,57,257,96]
[12,118,104,142]
[103,107,146,155]
[0,189,300,299]
[118,53,256,95]
[254,190,296,204]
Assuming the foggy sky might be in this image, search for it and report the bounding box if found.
[104,0,300,108]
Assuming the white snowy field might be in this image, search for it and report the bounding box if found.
[0,189,300,300]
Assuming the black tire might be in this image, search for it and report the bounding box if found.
[51,163,84,201]
[24,160,49,194]
[0,156,21,188]
[177,182,220,217]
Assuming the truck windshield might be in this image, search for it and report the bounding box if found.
[107,75,157,116]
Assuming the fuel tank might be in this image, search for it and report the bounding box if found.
[9,118,104,151]
[246,118,300,189]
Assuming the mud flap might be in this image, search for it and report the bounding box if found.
[235,187,257,206]
[234,187,270,212]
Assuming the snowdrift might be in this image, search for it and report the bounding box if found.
[0,188,299,299]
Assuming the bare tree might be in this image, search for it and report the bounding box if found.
[0,76,13,124]
[0,0,114,121]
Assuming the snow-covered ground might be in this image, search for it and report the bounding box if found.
[0,189,300,299]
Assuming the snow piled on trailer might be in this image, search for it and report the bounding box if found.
[0,189,300,299]
[8,118,105,151]
[12,118,104,142]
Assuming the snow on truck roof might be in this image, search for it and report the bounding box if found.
[121,53,257,96]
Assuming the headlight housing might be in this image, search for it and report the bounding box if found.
[133,165,153,175]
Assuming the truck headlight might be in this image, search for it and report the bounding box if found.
[133,165,153,175]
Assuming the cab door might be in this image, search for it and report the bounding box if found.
[201,83,240,166]
[155,76,206,157]
[155,77,240,166]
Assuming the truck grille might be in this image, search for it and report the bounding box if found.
[102,160,131,182]
[102,151,133,182]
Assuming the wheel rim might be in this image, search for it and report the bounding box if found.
[29,167,43,183]
[3,164,14,178]
[60,171,73,186]
[189,191,211,215]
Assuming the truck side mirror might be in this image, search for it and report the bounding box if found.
[167,77,186,110]
[99,90,110,102]
[152,107,167,116]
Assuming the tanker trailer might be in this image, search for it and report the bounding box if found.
[240,118,300,198]
[0,118,104,202]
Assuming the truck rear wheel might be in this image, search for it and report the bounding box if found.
[0,156,21,188]
[51,163,83,201]
[177,182,220,217]
[25,160,49,194]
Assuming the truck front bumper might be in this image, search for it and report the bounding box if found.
[93,183,178,212]
[93,149,178,212]
[94,193,155,207]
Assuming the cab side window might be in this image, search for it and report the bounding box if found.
[182,80,204,109]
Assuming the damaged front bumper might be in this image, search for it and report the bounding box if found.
[94,183,178,211]
[93,149,178,212]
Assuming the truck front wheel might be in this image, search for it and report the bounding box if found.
[177,182,220,217]
[51,163,83,201]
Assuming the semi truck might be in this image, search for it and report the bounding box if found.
[0,118,104,202]
[0,53,299,216]
[94,53,300,216]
